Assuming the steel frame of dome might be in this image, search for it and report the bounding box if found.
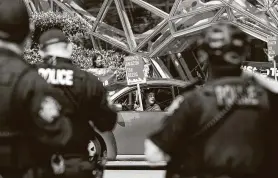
[24,0,278,58]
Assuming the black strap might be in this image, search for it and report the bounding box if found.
[9,67,32,167]
[10,67,32,111]
[61,87,79,111]
[190,78,251,140]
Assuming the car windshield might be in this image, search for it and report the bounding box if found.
[105,82,127,96]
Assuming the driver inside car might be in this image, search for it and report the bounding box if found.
[135,89,161,111]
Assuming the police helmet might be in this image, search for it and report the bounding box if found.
[0,0,30,44]
[39,28,69,49]
[200,22,250,66]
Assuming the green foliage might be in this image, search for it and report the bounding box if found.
[23,11,126,80]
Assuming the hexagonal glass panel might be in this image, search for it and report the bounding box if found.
[136,24,171,54]
[221,0,278,29]
[170,7,222,33]
[153,33,201,57]
[231,9,277,37]
[221,0,273,14]
[121,0,166,45]
[172,0,223,17]
[142,0,175,13]
[95,1,129,49]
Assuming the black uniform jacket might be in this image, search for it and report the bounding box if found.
[0,49,72,168]
[149,76,278,178]
[37,57,117,155]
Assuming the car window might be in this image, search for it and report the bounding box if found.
[145,87,173,112]
[115,86,174,112]
[115,89,137,111]
[174,81,202,96]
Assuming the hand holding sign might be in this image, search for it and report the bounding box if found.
[124,55,147,111]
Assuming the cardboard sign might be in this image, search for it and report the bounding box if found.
[124,55,146,86]
[241,61,277,80]
[267,36,278,60]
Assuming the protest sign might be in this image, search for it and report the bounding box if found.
[267,36,278,60]
[241,61,278,81]
[124,55,146,86]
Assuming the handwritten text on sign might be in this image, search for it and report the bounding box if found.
[241,61,277,80]
[267,36,278,60]
[124,56,146,85]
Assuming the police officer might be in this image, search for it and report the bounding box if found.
[145,22,278,178]
[36,28,117,178]
[0,0,73,178]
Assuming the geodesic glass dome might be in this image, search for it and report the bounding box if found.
[24,0,278,81]
[24,0,278,57]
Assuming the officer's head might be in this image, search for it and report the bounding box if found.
[0,0,30,52]
[199,22,250,78]
[39,28,73,59]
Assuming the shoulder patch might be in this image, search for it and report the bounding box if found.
[39,96,61,123]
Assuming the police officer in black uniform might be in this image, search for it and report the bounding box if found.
[145,23,278,178]
[0,1,73,178]
[36,28,117,178]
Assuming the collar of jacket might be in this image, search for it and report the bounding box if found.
[44,56,72,64]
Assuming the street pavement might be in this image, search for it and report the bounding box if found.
[104,161,166,178]
[104,170,165,178]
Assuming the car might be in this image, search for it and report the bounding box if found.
[90,78,202,162]
[85,57,173,87]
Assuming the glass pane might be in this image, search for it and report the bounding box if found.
[96,38,130,54]
[141,87,173,111]
[100,2,123,30]
[76,0,175,16]
[159,56,182,79]
[72,0,103,16]
[95,1,128,48]
[222,0,268,14]
[231,9,276,36]
[156,33,200,56]
[171,7,221,32]
[81,0,102,17]
[35,0,51,12]
[53,1,63,13]
[116,90,137,111]
[173,0,223,16]
[225,0,278,29]
[122,0,165,45]
[143,0,175,13]
[215,8,229,21]
[137,24,170,54]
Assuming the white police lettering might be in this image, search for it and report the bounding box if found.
[241,65,278,78]
[38,68,73,86]
[215,85,259,106]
